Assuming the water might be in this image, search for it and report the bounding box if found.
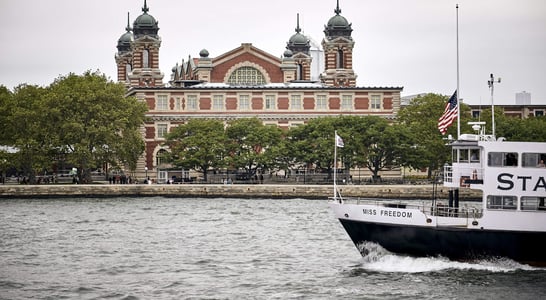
[1,197,544,299]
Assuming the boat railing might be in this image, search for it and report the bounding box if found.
[333,197,483,219]
[430,204,483,218]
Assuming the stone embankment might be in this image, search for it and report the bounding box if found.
[0,184,482,200]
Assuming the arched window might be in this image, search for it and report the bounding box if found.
[156,149,168,166]
[227,66,266,86]
[143,49,150,68]
[336,49,344,69]
[125,63,132,80]
[297,64,303,80]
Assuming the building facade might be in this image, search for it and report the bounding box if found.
[115,0,403,182]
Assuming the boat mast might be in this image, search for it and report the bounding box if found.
[488,73,501,138]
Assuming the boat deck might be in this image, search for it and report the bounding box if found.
[332,197,484,219]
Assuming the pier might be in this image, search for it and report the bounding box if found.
[0,184,481,200]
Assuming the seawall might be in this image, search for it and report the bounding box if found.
[0,184,482,200]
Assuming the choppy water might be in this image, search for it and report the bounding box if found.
[1,197,544,299]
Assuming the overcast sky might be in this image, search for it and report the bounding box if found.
[1,0,545,105]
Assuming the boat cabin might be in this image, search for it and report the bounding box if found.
[444,131,546,213]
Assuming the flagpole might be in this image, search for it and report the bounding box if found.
[455,3,461,140]
[334,130,337,200]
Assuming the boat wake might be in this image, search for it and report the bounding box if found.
[356,242,539,273]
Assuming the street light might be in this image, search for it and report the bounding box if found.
[144,166,148,183]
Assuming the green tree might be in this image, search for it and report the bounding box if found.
[165,119,227,182]
[475,107,546,142]
[6,84,54,183]
[350,117,412,182]
[225,117,282,177]
[46,71,147,183]
[288,117,338,177]
[0,85,13,145]
[397,93,471,178]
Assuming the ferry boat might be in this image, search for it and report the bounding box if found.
[330,123,546,266]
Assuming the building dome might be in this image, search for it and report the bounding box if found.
[117,31,134,52]
[327,14,350,28]
[324,1,353,39]
[199,49,209,58]
[117,13,133,53]
[289,32,308,45]
[133,0,159,38]
[283,49,293,58]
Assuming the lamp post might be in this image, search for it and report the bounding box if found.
[144,166,148,184]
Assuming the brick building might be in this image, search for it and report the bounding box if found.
[115,0,403,182]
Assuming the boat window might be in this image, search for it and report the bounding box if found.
[470,149,480,162]
[488,152,518,167]
[459,149,469,162]
[522,153,546,168]
[504,153,518,167]
[487,195,517,210]
[452,149,458,162]
[521,196,546,211]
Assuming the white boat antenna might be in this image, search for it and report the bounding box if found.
[487,73,501,138]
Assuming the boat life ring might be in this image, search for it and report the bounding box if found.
[472,169,478,180]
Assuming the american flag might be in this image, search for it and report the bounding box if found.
[438,91,458,135]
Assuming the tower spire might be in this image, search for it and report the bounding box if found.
[295,13,301,33]
[335,0,341,15]
[125,12,131,32]
[142,0,149,13]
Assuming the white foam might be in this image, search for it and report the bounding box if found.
[357,242,538,273]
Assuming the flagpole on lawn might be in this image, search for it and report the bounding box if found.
[334,130,338,200]
[455,4,461,140]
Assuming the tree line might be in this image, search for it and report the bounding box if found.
[1,72,545,183]
[0,71,147,183]
[164,94,546,182]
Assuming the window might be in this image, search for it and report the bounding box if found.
[156,149,168,166]
[535,110,544,117]
[227,67,266,85]
[371,95,381,110]
[213,95,224,111]
[125,63,132,81]
[472,110,481,118]
[522,153,546,168]
[175,97,181,111]
[521,197,546,211]
[265,95,276,110]
[487,195,517,210]
[290,95,302,110]
[157,124,168,139]
[470,149,480,162]
[336,49,344,68]
[156,95,168,110]
[341,95,353,110]
[239,95,250,110]
[316,95,327,110]
[297,64,303,80]
[187,95,198,111]
[143,49,149,68]
[488,152,518,167]
[459,149,469,162]
[457,148,480,163]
